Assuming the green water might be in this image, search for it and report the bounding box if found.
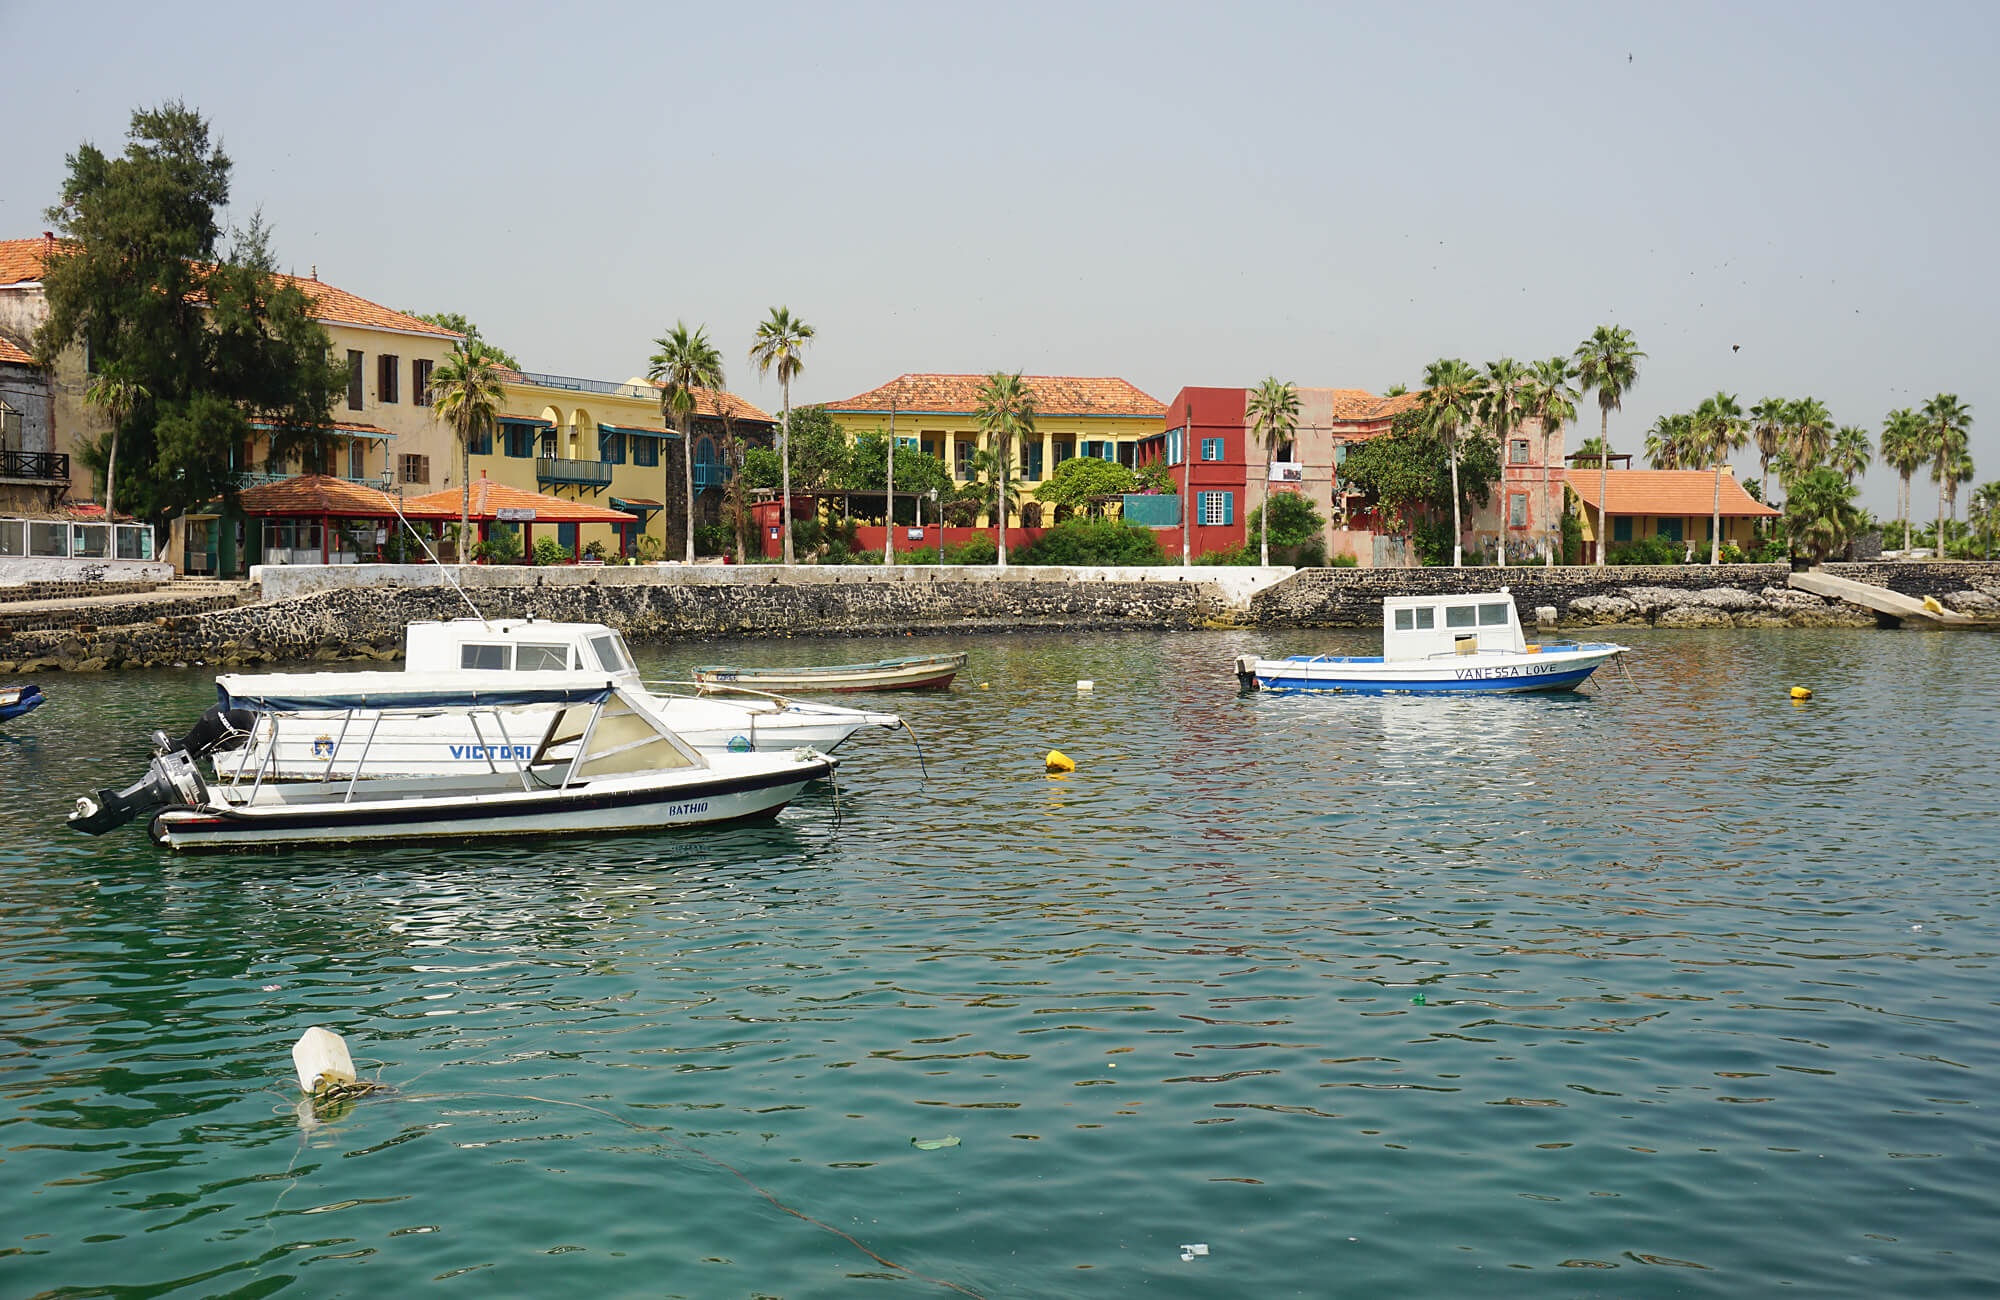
[2,627,1996,1298]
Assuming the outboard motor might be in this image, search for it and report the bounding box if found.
[69,748,211,836]
[157,704,256,759]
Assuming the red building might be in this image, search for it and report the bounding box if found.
[1140,384,1565,565]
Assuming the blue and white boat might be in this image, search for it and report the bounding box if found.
[1235,591,1626,694]
[67,672,835,852]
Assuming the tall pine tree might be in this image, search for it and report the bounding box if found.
[37,101,344,524]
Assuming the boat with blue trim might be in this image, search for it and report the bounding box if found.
[0,684,44,723]
[67,672,835,852]
[1234,591,1626,694]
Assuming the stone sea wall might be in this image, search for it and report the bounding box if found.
[4,561,1998,674]
[1250,561,2000,629]
[0,572,1234,672]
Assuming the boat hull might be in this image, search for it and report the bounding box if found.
[1236,645,1625,694]
[0,685,44,722]
[153,757,829,853]
[694,652,967,694]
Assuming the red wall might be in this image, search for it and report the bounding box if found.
[1154,385,1249,557]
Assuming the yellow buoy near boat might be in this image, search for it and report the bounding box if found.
[1790,686,1813,700]
[1045,750,1076,773]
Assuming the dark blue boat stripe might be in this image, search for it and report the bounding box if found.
[156,762,826,837]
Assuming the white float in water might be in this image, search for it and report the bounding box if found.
[292,1026,357,1094]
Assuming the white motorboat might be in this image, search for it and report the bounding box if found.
[1235,591,1627,694]
[196,618,901,779]
[68,672,835,852]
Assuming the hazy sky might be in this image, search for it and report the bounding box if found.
[4,0,1995,513]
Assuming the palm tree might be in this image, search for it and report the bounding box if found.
[1418,358,1482,567]
[647,322,726,563]
[429,341,504,561]
[1830,424,1872,485]
[1244,377,1301,566]
[1518,356,1577,565]
[83,367,149,523]
[971,372,1035,567]
[748,307,815,565]
[1970,480,2000,558]
[1879,408,1925,549]
[1785,397,1833,480]
[1689,391,1747,563]
[1477,358,1526,566]
[1786,467,1862,563]
[1922,393,1973,557]
[1644,412,1694,469]
[1572,325,1645,565]
[1749,397,1788,502]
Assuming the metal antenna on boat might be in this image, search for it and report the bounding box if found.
[383,481,490,627]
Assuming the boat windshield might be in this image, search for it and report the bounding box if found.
[590,633,635,675]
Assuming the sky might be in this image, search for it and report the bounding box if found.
[4,0,1995,516]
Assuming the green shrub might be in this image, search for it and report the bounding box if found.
[694,523,732,556]
[635,534,664,563]
[532,536,571,566]
[944,534,998,565]
[1608,536,1681,565]
[1414,520,1455,566]
[1718,542,1750,564]
[1016,519,1163,566]
[583,538,610,561]
[1327,553,1359,567]
[475,526,523,564]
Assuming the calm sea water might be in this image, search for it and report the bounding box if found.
[2,626,1996,1298]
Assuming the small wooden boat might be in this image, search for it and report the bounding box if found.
[0,684,44,723]
[693,652,968,694]
[1235,591,1627,695]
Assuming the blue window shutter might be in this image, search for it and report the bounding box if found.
[557,522,577,550]
[1224,492,1235,526]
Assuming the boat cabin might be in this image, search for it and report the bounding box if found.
[404,619,639,679]
[1381,593,1527,661]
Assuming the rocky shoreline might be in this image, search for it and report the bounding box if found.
[1,561,1996,674]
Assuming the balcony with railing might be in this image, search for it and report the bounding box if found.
[0,450,69,483]
[537,457,616,491]
[509,370,658,401]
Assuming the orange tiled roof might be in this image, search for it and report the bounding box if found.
[0,333,33,366]
[403,475,636,524]
[1300,387,1422,422]
[1565,468,1780,518]
[0,237,458,339]
[238,474,420,517]
[828,374,1166,419]
[248,419,396,439]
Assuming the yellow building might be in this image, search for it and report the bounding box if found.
[0,236,464,572]
[823,374,1166,524]
[468,368,775,558]
[1565,468,1780,561]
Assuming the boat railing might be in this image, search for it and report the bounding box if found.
[219,700,587,801]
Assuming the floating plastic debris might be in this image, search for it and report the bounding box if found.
[911,1136,960,1150]
[1410,993,1427,1006]
[1045,750,1076,773]
[1180,1243,1209,1262]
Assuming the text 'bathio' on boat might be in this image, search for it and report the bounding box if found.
[67,672,836,852]
[1235,591,1627,694]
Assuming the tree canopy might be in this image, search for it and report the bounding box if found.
[1033,456,1137,514]
[38,102,344,524]
[402,311,519,369]
[1337,410,1500,533]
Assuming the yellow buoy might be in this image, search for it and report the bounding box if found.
[1045,750,1076,773]
[1790,686,1813,700]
